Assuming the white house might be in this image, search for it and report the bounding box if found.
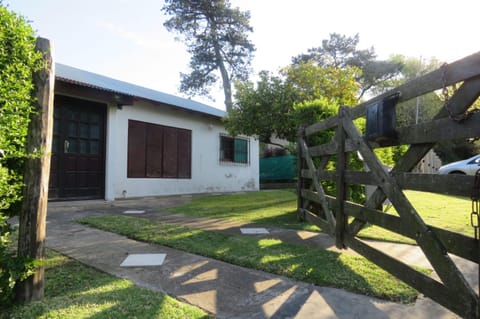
[51,63,259,201]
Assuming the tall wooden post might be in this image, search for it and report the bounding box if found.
[335,106,347,249]
[296,126,306,221]
[16,37,54,302]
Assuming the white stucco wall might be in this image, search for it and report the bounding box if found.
[104,101,259,200]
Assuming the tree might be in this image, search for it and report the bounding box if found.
[162,0,255,111]
[226,71,297,146]
[284,61,359,106]
[292,33,403,99]
[382,55,480,163]
[391,55,443,126]
[225,63,359,144]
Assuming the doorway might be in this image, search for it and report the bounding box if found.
[49,95,106,200]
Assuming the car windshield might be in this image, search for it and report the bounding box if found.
[468,155,480,165]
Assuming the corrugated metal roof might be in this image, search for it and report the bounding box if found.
[55,63,226,118]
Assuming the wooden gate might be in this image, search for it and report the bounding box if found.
[297,52,480,318]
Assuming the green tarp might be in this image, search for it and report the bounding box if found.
[260,155,297,181]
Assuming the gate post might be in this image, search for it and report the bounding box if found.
[16,37,54,302]
[335,106,347,249]
[297,126,306,221]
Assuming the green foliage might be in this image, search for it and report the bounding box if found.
[294,99,365,202]
[0,4,42,307]
[4,250,210,318]
[0,216,37,308]
[293,99,405,202]
[162,0,255,111]
[172,189,476,245]
[292,98,340,131]
[170,189,304,228]
[283,62,359,106]
[359,190,474,244]
[226,33,402,145]
[292,33,403,99]
[228,85,404,202]
[384,55,479,163]
[81,215,420,303]
[387,55,443,127]
[0,5,42,216]
[226,71,297,142]
[396,93,443,127]
[435,139,480,164]
[226,63,359,144]
[389,55,441,83]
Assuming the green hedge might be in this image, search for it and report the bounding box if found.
[0,4,42,308]
[0,5,42,215]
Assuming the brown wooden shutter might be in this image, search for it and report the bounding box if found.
[146,124,163,177]
[127,120,146,177]
[163,126,178,178]
[177,129,192,178]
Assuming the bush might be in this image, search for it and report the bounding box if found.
[0,5,42,216]
[293,98,407,203]
[0,216,36,308]
[0,4,43,306]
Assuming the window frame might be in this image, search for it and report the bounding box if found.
[127,120,191,179]
[219,134,250,165]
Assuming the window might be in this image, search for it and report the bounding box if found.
[127,120,191,178]
[220,135,249,164]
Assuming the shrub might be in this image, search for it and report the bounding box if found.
[0,4,43,307]
[0,5,42,216]
[293,98,406,203]
[0,215,37,308]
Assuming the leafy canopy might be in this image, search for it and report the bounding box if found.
[292,33,403,99]
[389,55,480,163]
[162,0,255,111]
[284,61,359,106]
[226,33,406,146]
[225,62,359,144]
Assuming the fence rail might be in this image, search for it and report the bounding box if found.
[297,51,480,318]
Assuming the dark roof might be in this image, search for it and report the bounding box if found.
[55,63,225,118]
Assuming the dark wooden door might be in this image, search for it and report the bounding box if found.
[49,95,106,200]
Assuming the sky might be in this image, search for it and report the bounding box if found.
[4,0,480,111]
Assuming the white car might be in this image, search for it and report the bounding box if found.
[438,154,480,175]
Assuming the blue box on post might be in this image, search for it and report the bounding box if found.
[366,92,400,145]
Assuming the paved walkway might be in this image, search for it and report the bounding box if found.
[43,195,474,318]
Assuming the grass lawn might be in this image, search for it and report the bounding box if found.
[80,215,424,304]
[2,249,210,319]
[170,190,317,230]
[170,189,474,244]
[351,191,472,243]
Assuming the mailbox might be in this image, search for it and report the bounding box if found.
[366,92,400,144]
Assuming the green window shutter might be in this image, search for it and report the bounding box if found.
[234,138,248,163]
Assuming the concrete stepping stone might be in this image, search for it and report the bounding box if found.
[120,253,166,267]
[240,227,269,234]
[123,210,146,214]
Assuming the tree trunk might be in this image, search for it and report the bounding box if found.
[218,58,233,112]
[210,19,233,112]
[16,37,55,303]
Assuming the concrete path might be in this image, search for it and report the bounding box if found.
[43,195,472,318]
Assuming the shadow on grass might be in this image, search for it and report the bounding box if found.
[79,215,418,304]
[168,191,297,219]
[43,251,117,298]
[247,209,321,231]
[168,191,319,231]
[3,250,210,319]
